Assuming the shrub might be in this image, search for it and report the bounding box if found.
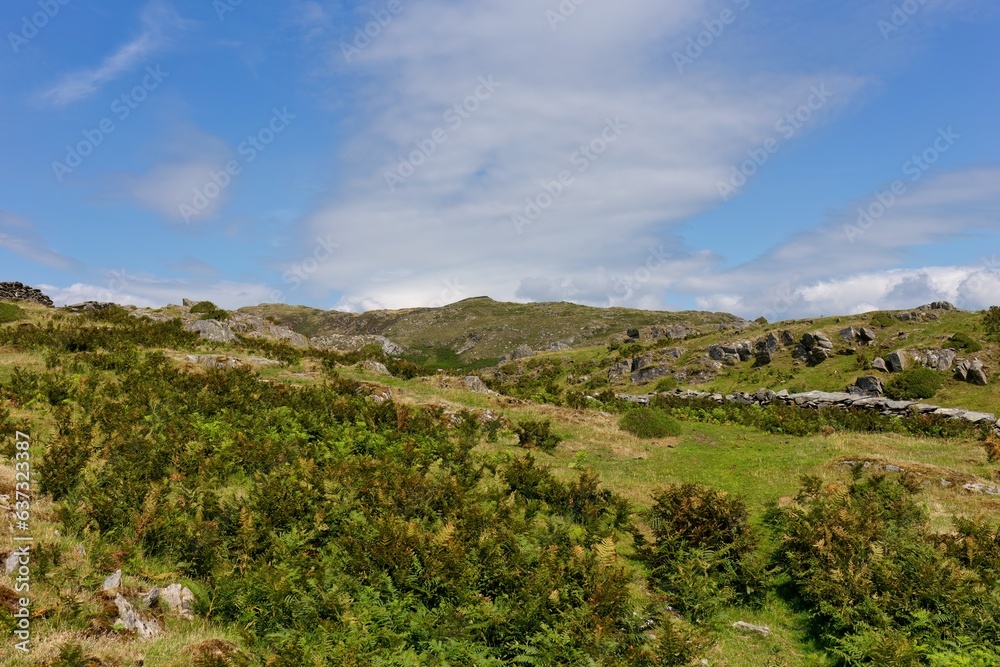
[190,301,230,320]
[949,331,983,353]
[774,473,1000,659]
[870,311,895,328]
[0,302,26,323]
[983,306,1000,343]
[635,484,764,621]
[514,419,563,453]
[654,376,679,393]
[884,367,944,400]
[754,316,768,325]
[619,409,682,438]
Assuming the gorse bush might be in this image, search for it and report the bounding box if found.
[190,301,231,320]
[773,472,1000,662]
[982,306,1000,343]
[0,301,27,323]
[0,306,199,353]
[870,311,895,328]
[884,367,944,400]
[949,332,982,353]
[654,376,679,392]
[514,419,563,453]
[619,408,682,439]
[635,484,765,622]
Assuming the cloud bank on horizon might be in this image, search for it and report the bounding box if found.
[1,0,998,319]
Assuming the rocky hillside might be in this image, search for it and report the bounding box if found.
[243,297,747,363]
[485,301,1000,414]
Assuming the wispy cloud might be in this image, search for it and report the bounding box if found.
[687,165,1000,317]
[287,0,867,312]
[37,1,188,107]
[0,211,79,270]
[104,123,233,223]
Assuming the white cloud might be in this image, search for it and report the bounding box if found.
[37,1,188,107]
[686,165,1000,318]
[286,0,867,312]
[108,124,233,223]
[42,274,277,310]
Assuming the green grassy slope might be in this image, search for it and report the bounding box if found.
[1,299,998,666]
[487,306,1000,413]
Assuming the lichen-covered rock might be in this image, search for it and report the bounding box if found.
[161,583,196,620]
[887,350,908,373]
[362,360,391,375]
[185,319,238,344]
[511,344,534,360]
[114,594,161,639]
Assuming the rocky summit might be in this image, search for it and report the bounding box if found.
[0,281,54,307]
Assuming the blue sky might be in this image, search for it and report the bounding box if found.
[1,0,998,319]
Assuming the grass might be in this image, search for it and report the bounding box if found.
[2,301,998,665]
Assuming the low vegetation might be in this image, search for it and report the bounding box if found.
[189,300,230,321]
[0,300,998,665]
[885,367,946,400]
[619,408,683,439]
[0,302,26,323]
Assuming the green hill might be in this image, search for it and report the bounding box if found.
[243,296,747,365]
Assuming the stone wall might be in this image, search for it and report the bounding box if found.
[617,388,1000,435]
[0,282,53,307]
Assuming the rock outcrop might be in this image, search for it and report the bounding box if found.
[955,358,989,386]
[887,350,908,373]
[708,340,753,366]
[850,376,885,397]
[511,344,534,360]
[65,301,117,313]
[792,331,834,365]
[919,349,958,372]
[840,326,877,346]
[0,282,53,307]
[114,594,161,639]
[362,360,391,375]
[161,583,196,620]
[185,319,239,344]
